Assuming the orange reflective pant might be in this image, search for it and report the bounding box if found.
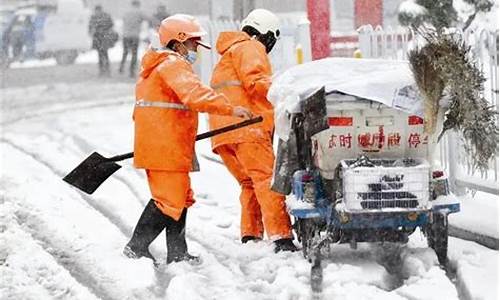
[216,142,292,240]
[146,170,195,221]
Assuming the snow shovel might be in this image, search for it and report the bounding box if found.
[63,116,263,194]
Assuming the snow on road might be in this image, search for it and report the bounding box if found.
[1,80,497,299]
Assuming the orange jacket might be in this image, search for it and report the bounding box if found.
[133,49,234,171]
[208,32,275,151]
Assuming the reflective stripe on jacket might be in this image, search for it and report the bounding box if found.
[135,99,189,110]
[133,49,234,171]
[208,31,275,151]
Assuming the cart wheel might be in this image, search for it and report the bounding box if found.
[311,256,323,293]
[297,218,315,259]
[425,223,434,249]
[428,213,448,265]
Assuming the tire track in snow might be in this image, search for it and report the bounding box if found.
[371,243,463,299]
[318,244,403,292]
[2,143,139,300]
[444,259,470,300]
[4,209,104,300]
[371,243,408,290]
[1,98,131,127]
[9,205,148,300]
[3,90,147,207]
[1,138,132,238]
[185,226,294,297]
[182,237,268,297]
[3,139,170,300]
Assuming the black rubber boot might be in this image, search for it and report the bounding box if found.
[274,238,299,253]
[123,199,166,261]
[166,208,201,265]
[241,236,262,244]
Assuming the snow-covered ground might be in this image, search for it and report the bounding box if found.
[450,192,499,240]
[1,77,498,299]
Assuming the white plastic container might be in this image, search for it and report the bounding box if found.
[341,158,430,211]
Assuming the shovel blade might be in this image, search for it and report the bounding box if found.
[63,152,122,194]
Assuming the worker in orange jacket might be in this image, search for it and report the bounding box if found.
[208,9,297,252]
[124,14,252,264]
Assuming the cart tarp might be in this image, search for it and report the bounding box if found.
[268,58,425,142]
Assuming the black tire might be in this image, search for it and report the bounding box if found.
[311,257,323,293]
[296,218,315,259]
[55,50,78,65]
[426,224,434,249]
[428,213,448,265]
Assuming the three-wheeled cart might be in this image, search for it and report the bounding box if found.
[268,58,460,292]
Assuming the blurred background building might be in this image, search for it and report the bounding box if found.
[1,0,411,67]
[3,0,404,30]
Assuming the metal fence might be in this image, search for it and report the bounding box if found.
[358,25,415,60]
[358,25,499,195]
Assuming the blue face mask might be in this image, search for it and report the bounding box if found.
[185,50,197,64]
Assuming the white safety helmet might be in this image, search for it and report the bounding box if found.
[240,9,280,53]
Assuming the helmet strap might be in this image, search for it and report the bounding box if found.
[256,31,277,53]
[242,25,276,53]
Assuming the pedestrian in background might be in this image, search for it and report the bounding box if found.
[119,0,148,78]
[23,16,36,59]
[8,15,29,62]
[89,5,115,76]
[150,5,170,30]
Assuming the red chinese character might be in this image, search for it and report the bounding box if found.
[408,133,421,148]
[388,133,401,148]
[339,133,352,148]
[328,134,337,148]
[358,133,373,148]
[359,127,385,149]
[375,126,385,149]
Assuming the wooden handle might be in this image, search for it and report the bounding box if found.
[107,116,264,162]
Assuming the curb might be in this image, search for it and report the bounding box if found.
[449,225,499,250]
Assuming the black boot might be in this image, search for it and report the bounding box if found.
[274,238,299,253]
[241,236,262,244]
[124,199,166,261]
[166,208,201,265]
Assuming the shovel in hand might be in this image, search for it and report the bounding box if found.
[63,116,263,194]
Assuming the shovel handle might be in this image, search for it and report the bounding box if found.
[108,152,134,162]
[195,116,263,140]
[107,116,264,162]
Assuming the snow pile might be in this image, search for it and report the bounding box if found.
[0,203,99,300]
[449,192,499,239]
[449,237,499,300]
[454,0,499,31]
[398,0,428,18]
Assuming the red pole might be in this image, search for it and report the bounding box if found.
[354,0,383,29]
[307,0,331,60]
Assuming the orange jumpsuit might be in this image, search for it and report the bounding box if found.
[134,48,234,220]
[208,32,292,240]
